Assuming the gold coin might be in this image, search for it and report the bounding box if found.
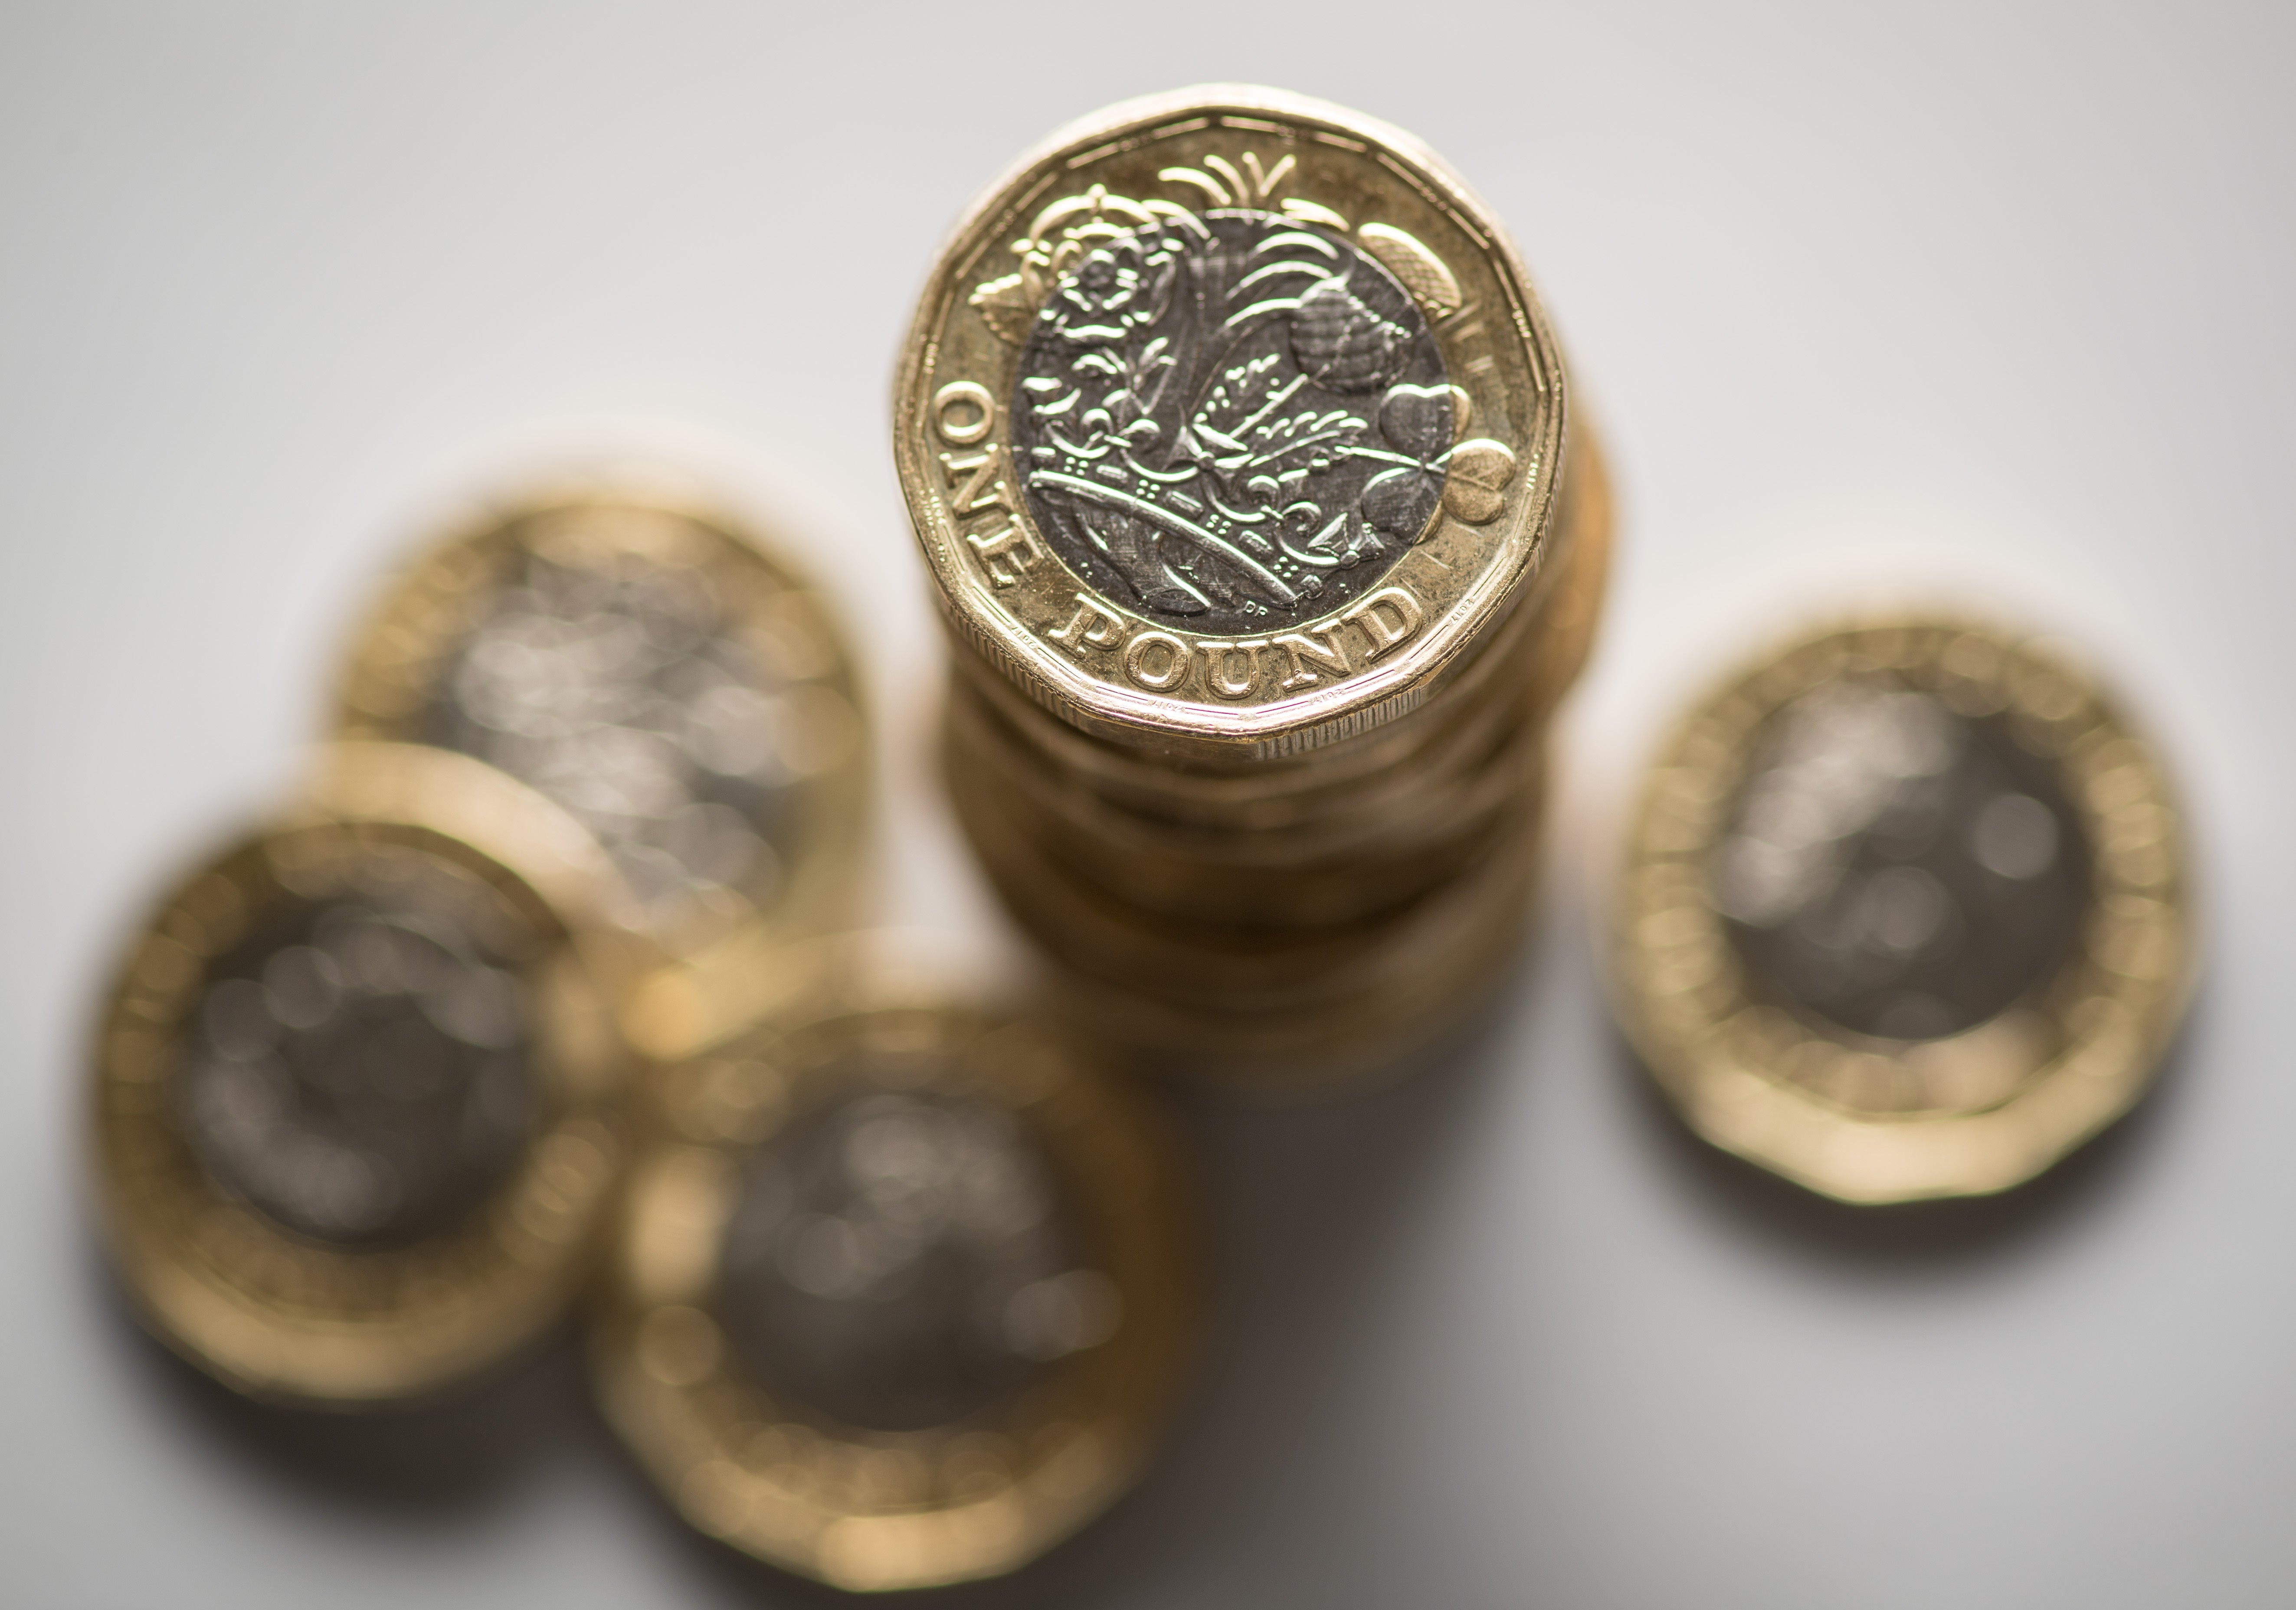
[594,941,1199,1590]
[334,479,869,960]
[895,85,1573,764]
[89,743,639,1404]
[1612,616,2194,1202]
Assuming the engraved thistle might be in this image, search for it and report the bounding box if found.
[974,156,1517,628]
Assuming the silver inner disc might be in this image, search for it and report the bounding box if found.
[716,1078,1118,1432]
[1710,682,2090,1041]
[419,544,805,934]
[172,857,538,1247]
[1012,210,1450,634]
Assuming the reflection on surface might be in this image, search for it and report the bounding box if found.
[174,853,537,1247]
[717,1085,1118,1433]
[423,547,803,935]
[1711,683,2088,1041]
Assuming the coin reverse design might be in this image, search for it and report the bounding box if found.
[1009,206,1454,633]
[1614,618,2192,1203]
[897,85,1568,760]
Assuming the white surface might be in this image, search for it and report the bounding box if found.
[5,4,2291,1605]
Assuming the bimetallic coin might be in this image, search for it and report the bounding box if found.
[91,744,635,1404]
[335,484,868,959]
[1615,618,2193,1203]
[896,85,1571,762]
[595,948,1198,1590]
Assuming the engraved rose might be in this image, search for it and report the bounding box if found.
[970,185,1189,345]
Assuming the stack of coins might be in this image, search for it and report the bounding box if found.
[894,88,1611,1080]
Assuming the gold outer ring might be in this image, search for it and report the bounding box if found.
[330,476,872,962]
[592,939,1200,1591]
[1612,617,2195,1203]
[894,84,1570,764]
[937,419,1610,832]
[88,743,642,1405]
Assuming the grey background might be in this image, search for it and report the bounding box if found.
[4,3,2290,1605]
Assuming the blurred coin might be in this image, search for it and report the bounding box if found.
[335,482,868,958]
[90,743,636,1404]
[1614,617,2193,1202]
[895,85,1572,764]
[595,942,1198,1590]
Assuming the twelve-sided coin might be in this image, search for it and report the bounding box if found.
[1614,615,2193,1202]
[92,743,638,1404]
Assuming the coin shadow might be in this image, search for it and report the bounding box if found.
[1609,985,2208,1271]
[622,985,1529,1607]
[87,1239,597,1525]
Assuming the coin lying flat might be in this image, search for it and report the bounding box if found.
[896,84,1571,765]
[595,943,1198,1590]
[334,483,868,959]
[1614,617,2193,1202]
[90,743,636,1404]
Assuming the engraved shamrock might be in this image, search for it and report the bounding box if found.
[1353,383,1458,546]
[1264,385,1452,571]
